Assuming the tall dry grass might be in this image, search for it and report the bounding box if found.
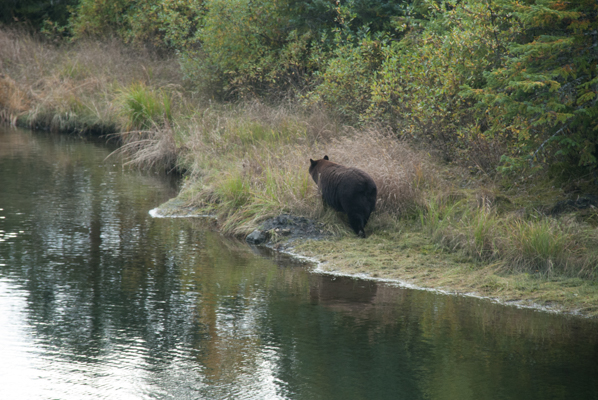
[323,127,427,217]
[174,101,429,235]
[177,101,332,234]
[0,28,182,134]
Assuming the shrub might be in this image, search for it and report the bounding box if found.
[307,33,387,121]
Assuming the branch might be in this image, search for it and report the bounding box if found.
[530,123,570,167]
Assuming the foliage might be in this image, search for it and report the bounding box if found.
[120,0,205,49]
[466,0,598,170]
[368,1,516,140]
[198,0,322,95]
[307,31,389,119]
[69,0,128,37]
[5,0,598,173]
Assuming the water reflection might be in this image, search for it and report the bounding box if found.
[1,126,598,400]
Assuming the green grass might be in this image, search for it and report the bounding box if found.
[118,82,172,131]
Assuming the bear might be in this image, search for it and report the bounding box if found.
[309,155,377,238]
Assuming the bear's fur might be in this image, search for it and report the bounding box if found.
[309,155,377,238]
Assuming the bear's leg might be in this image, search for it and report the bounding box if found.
[348,213,366,238]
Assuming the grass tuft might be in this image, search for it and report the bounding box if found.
[118,82,172,131]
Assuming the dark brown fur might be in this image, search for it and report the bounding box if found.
[309,155,377,238]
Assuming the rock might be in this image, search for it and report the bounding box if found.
[550,195,598,215]
[246,214,331,247]
[246,229,269,245]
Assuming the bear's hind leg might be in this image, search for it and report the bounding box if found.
[348,213,366,238]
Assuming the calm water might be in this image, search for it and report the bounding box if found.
[1,126,597,400]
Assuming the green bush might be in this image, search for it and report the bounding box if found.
[369,1,514,136]
[69,0,128,37]
[198,0,319,95]
[307,32,387,120]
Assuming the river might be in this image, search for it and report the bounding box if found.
[1,126,597,400]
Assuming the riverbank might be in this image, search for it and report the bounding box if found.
[152,199,598,318]
[3,28,598,318]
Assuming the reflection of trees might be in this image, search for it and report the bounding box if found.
[259,275,425,399]
[0,128,181,359]
[409,292,598,400]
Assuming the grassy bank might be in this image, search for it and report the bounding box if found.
[2,29,598,317]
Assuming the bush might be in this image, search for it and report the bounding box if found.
[307,32,387,120]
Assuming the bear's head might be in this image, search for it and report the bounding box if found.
[309,155,330,183]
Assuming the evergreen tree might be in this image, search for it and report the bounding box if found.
[474,0,598,171]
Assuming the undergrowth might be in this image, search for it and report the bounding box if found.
[0,28,181,136]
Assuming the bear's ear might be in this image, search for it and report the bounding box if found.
[310,159,316,167]
[324,155,329,160]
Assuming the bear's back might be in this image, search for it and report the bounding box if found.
[316,162,376,211]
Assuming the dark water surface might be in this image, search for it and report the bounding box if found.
[1,126,597,400]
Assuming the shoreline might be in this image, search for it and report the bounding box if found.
[3,27,597,321]
[149,204,595,320]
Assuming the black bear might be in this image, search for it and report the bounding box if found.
[309,155,377,238]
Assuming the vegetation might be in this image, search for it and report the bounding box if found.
[1,0,597,314]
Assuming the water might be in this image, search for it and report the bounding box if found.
[1,126,597,400]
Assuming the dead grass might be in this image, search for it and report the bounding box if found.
[322,126,428,217]
[171,100,432,236]
[0,28,182,133]
[176,100,330,234]
[108,125,179,171]
[0,74,30,124]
